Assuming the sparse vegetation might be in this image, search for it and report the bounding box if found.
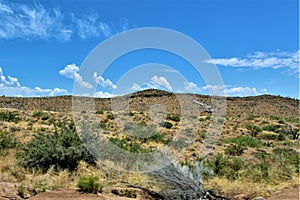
[167,114,180,122]
[160,121,173,129]
[0,110,20,122]
[0,91,299,199]
[245,123,261,137]
[16,121,95,172]
[222,136,263,148]
[77,176,102,194]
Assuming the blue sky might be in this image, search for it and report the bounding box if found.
[0,0,298,98]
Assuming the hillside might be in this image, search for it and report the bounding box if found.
[0,89,299,200]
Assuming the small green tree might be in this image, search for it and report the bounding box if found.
[16,121,95,172]
[77,176,102,193]
[245,124,261,137]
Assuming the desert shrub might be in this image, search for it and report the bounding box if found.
[217,117,225,124]
[259,133,278,140]
[148,132,171,144]
[77,176,102,193]
[41,113,49,120]
[99,122,106,129]
[273,148,299,173]
[95,110,104,114]
[0,131,18,155]
[106,114,115,120]
[224,144,245,156]
[245,124,261,137]
[167,114,180,122]
[277,118,286,124]
[198,117,206,122]
[205,153,244,180]
[109,137,149,153]
[16,121,95,172]
[222,136,263,148]
[199,131,206,139]
[246,115,258,120]
[0,110,20,122]
[262,124,281,133]
[160,121,173,129]
[32,110,49,120]
[277,133,286,141]
[32,110,44,118]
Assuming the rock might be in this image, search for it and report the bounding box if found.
[233,193,248,200]
[252,197,265,200]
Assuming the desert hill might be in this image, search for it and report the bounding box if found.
[0,89,299,200]
[0,89,298,119]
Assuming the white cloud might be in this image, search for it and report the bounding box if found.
[0,67,21,87]
[202,84,226,95]
[94,91,115,98]
[0,2,72,41]
[184,81,202,92]
[59,64,79,79]
[206,50,299,75]
[59,64,92,89]
[224,87,258,97]
[150,75,173,91]
[76,14,112,39]
[0,1,131,41]
[0,67,68,97]
[202,84,268,97]
[130,75,173,92]
[130,83,141,91]
[93,72,117,89]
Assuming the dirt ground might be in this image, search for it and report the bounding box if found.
[266,185,300,200]
[27,186,300,200]
[28,188,154,200]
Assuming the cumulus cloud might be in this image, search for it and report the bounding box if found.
[202,84,268,97]
[130,75,173,92]
[150,75,173,91]
[0,67,67,97]
[130,83,141,91]
[93,72,117,89]
[130,76,173,91]
[94,91,115,98]
[0,1,131,41]
[59,64,92,89]
[184,81,202,92]
[206,50,299,76]
[0,68,20,87]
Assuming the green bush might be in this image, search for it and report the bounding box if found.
[198,117,206,122]
[77,176,102,193]
[32,110,44,118]
[32,110,49,120]
[273,148,299,173]
[205,153,244,180]
[148,132,171,144]
[259,133,278,140]
[222,136,263,148]
[167,114,180,122]
[16,121,95,172]
[0,131,18,156]
[109,137,149,153]
[160,121,173,129]
[217,117,225,124]
[224,144,245,156]
[95,110,104,114]
[245,124,261,137]
[0,110,20,123]
[262,124,281,133]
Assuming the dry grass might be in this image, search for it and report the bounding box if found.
[204,176,299,199]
